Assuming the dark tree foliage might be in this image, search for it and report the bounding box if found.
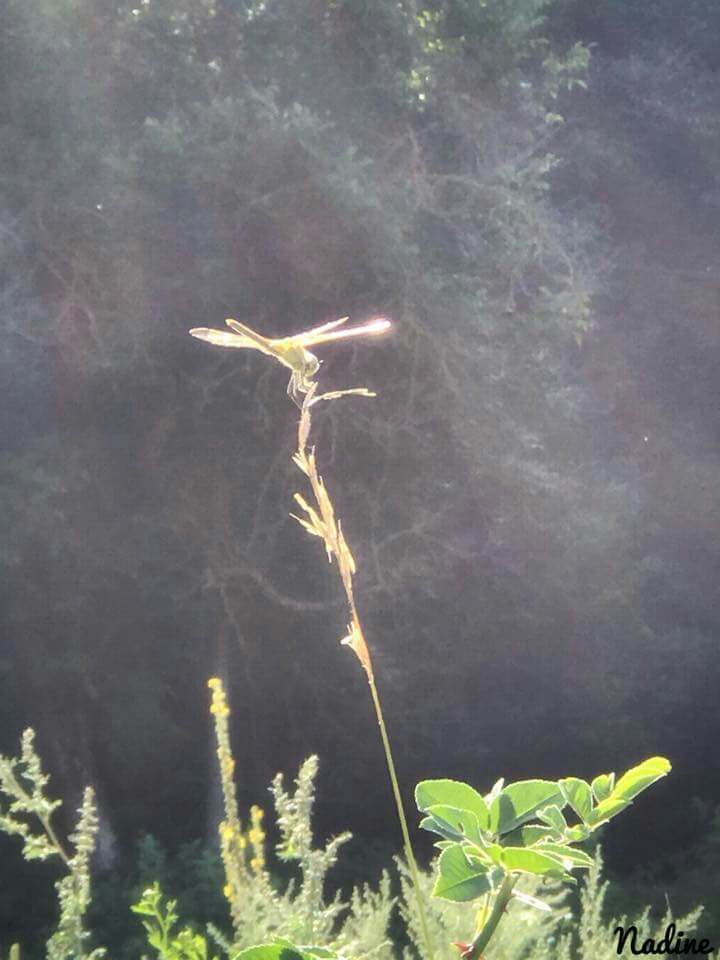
[1,0,719,940]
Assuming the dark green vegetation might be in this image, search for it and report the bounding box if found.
[1,0,720,952]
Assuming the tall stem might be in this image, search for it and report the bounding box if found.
[469,874,516,959]
[292,390,434,959]
[367,674,434,960]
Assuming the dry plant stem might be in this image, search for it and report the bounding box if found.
[291,387,434,960]
[367,672,434,960]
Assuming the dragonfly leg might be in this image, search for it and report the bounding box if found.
[287,372,304,409]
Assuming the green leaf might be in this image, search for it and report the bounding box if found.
[586,758,670,828]
[419,815,460,842]
[481,842,504,866]
[499,847,567,877]
[537,805,566,833]
[586,795,632,827]
[558,778,593,823]
[489,781,564,835]
[500,824,557,847]
[564,824,590,843]
[591,773,614,802]
[432,844,500,902]
[425,805,485,846]
[416,780,490,830]
[535,842,594,869]
[233,943,329,960]
[612,757,671,803]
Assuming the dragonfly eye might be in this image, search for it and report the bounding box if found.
[307,355,321,375]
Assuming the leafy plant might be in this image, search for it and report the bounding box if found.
[131,883,218,960]
[0,730,104,960]
[205,676,395,959]
[415,759,671,958]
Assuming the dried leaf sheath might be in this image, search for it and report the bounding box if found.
[290,387,373,679]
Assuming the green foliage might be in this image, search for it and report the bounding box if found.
[47,790,104,960]
[132,883,218,960]
[233,943,342,960]
[567,850,702,960]
[400,846,702,960]
[0,730,63,862]
[88,835,228,960]
[210,754,394,959]
[0,730,104,960]
[416,759,670,956]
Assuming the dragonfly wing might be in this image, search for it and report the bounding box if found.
[225,318,278,356]
[291,317,350,346]
[189,328,259,349]
[300,318,391,347]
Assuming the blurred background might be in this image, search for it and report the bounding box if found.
[1,0,719,949]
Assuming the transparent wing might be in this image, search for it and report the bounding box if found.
[225,319,279,357]
[297,317,390,347]
[291,316,350,345]
[189,327,259,349]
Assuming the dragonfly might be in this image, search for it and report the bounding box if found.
[190,315,391,405]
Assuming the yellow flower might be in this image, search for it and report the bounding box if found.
[208,677,221,690]
[223,883,233,900]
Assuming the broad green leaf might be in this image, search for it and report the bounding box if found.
[501,824,557,847]
[612,757,671,803]
[559,778,593,823]
[426,805,484,846]
[481,842,504,866]
[233,943,322,960]
[586,758,670,828]
[537,805,566,833]
[586,795,631,827]
[432,844,499,902]
[416,780,490,830]
[591,773,614,802]
[536,842,594,869]
[489,781,564,835]
[499,847,567,877]
[419,815,462,842]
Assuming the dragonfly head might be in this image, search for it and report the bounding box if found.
[305,353,321,377]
